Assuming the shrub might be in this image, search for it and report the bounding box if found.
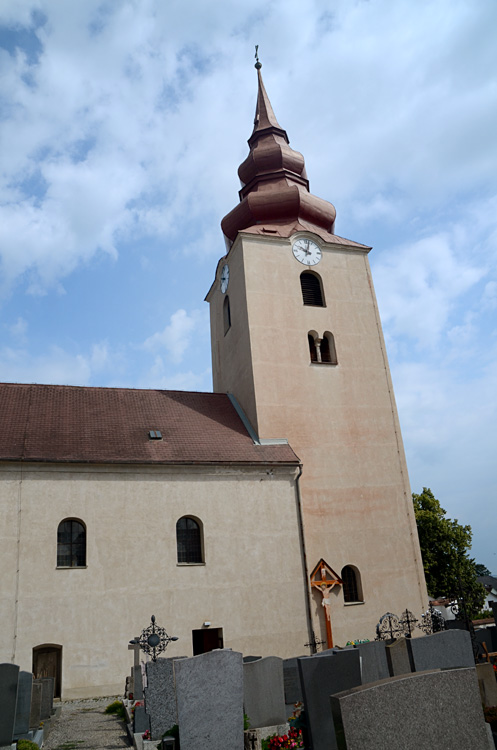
[104,700,126,720]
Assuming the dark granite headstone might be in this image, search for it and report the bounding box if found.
[243,656,287,729]
[330,667,489,750]
[475,625,497,654]
[356,641,390,684]
[243,656,262,663]
[175,649,244,750]
[407,630,474,672]
[298,649,361,750]
[385,638,413,676]
[283,657,303,705]
[29,681,42,729]
[144,657,182,739]
[133,664,144,700]
[0,663,19,748]
[133,705,150,734]
[39,677,54,719]
[14,671,33,738]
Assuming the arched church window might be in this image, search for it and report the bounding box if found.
[308,333,318,363]
[57,519,86,568]
[176,516,203,564]
[223,296,231,335]
[321,332,338,365]
[300,271,324,307]
[341,565,363,603]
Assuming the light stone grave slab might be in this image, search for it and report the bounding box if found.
[330,667,490,750]
[244,656,287,729]
[14,671,33,738]
[476,662,497,707]
[407,629,474,671]
[175,649,244,750]
[298,648,361,750]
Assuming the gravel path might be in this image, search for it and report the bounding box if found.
[43,697,132,750]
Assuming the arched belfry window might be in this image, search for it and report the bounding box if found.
[57,519,86,568]
[321,332,338,365]
[341,565,363,603]
[223,296,231,335]
[300,271,324,307]
[176,516,203,564]
[308,333,318,363]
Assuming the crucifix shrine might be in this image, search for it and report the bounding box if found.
[310,558,343,648]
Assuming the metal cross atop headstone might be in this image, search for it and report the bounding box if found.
[130,615,179,662]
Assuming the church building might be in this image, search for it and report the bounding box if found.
[0,66,427,699]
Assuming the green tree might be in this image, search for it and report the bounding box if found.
[475,563,492,577]
[412,488,485,617]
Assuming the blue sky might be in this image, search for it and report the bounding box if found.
[1,0,496,573]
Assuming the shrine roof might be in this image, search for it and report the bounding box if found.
[0,383,299,466]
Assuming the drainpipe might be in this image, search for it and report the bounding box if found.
[294,464,314,648]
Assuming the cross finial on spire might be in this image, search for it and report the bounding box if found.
[254,45,262,70]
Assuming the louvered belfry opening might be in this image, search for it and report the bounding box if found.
[300,272,324,306]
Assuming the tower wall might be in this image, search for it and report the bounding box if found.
[208,231,428,643]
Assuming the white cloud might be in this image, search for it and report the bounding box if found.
[143,308,208,365]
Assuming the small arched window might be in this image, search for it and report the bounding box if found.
[300,272,324,307]
[321,332,338,365]
[341,565,363,603]
[308,333,318,363]
[176,516,203,564]
[223,296,231,335]
[57,519,86,568]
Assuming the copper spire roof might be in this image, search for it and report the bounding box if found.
[221,66,340,245]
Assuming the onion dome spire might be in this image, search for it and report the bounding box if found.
[221,57,337,245]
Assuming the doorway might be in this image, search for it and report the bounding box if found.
[192,628,224,655]
[33,645,62,698]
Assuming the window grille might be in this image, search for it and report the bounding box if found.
[57,519,86,567]
[176,517,203,563]
[300,272,324,306]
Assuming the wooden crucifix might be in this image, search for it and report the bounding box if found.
[310,558,343,649]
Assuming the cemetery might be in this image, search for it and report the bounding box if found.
[2,610,497,749]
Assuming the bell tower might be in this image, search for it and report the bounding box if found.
[206,63,427,643]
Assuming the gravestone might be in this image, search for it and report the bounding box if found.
[14,671,33,738]
[38,677,54,719]
[175,649,244,750]
[475,625,497,654]
[476,662,497,707]
[356,641,389,684]
[133,705,150,735]
[385,638,413,676]
[330,667,489,750]
[144,657,182,739]
[283,657,303,706]
[29,681,42,729]
[243,655,262,662]
[407,630,474,672]
[298,648,361,750]
[134,665,144,700]
[244,656,287,729]
[0,663,19,749]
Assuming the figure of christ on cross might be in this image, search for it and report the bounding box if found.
[310,562,343,648]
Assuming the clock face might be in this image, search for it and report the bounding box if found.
[220,263,229,293]
[292,238,322,266]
